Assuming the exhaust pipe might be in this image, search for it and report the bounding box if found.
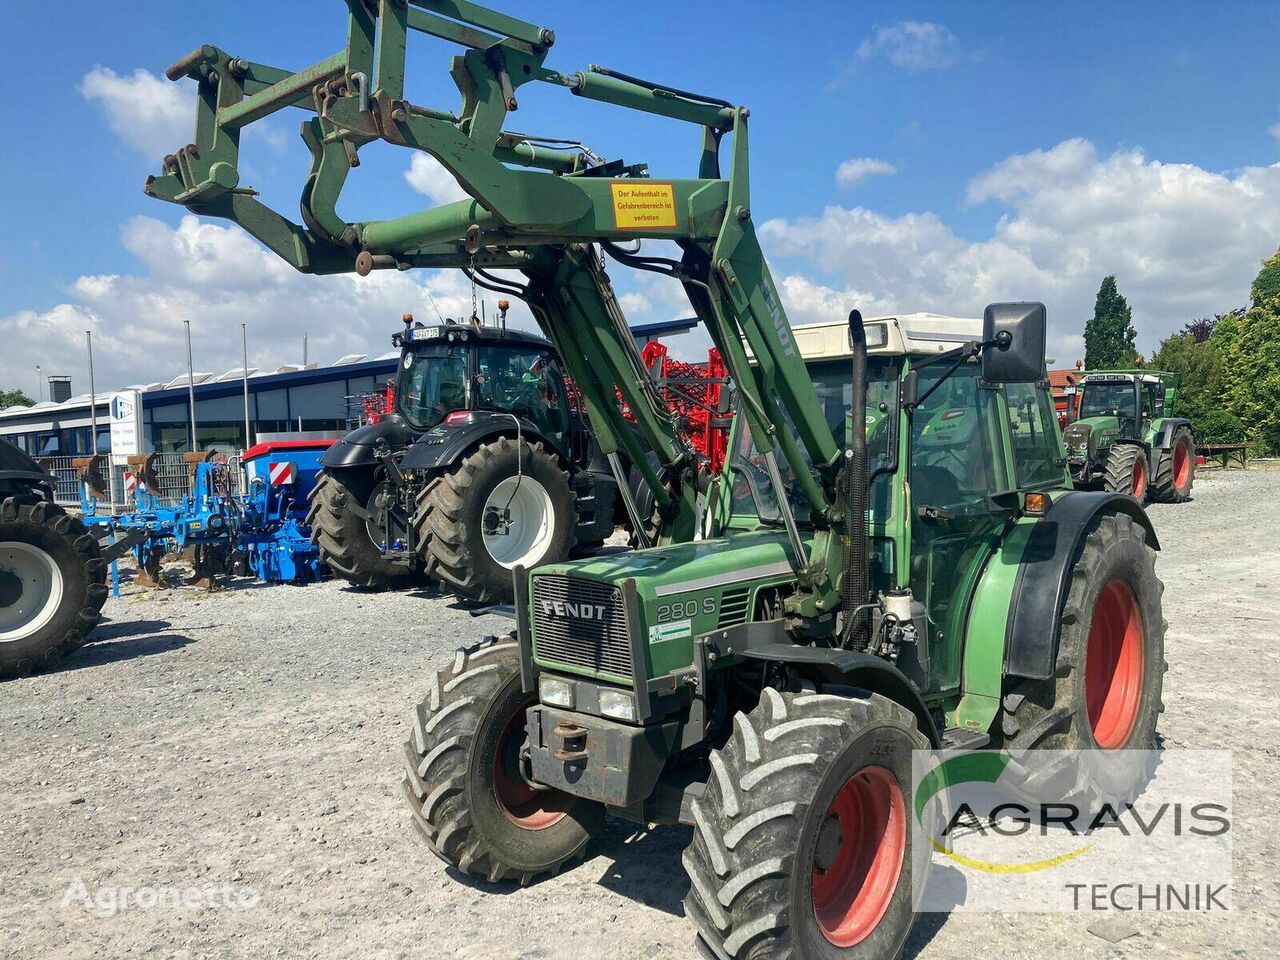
[843,310,871,650]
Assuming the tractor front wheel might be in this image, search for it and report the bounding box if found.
[684,688,927,959]
[1102,444,1148,500]
[1151,427,1195,503]
[414,438,574,604]
[402,636,603,882]
[307,468,418,591]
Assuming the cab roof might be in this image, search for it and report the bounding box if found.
[403,322,550,349]
[789,313,983,361]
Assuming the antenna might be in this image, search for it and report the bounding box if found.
[425,290,445,323]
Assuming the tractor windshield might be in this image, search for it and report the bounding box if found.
[396,344,469,429]
[1079,381,1137,422]
[729,358,900,527]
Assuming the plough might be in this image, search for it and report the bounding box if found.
[76,439,334,587]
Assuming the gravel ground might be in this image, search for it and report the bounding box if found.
[2,466,1278,959]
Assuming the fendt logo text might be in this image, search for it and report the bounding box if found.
[539,599,608,622]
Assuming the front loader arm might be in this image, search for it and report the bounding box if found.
[144,0,847,605]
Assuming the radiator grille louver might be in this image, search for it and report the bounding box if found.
[531,576,632,679]
[718,588,751,628]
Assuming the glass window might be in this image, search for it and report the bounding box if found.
[1079,381,1137,422]
[474,345,569,442]
[396,344,469,429]
[1004,381,1063,487]
[910,361,999,508]
[728,358,900,527]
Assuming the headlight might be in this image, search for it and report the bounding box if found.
[598,689,636,722]
[538,676,574,708]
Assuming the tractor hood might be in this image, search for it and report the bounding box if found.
[529,529,800,684]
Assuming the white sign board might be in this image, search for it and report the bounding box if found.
[109,390,145,464]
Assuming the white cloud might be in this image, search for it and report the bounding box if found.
[1270,121,1280,146]
[836,158,898,188]
[857,22,961,71]
[81,67,191,161]
[405,154,469,205]
[761,138,1280,354]
[0,216,539,393]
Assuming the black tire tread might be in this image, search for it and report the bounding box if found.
[1150,426,1195,503]
[1102,443,1144,498]
[306,470,416,590]
[0,494,107,679]
[414,438,573,604]
[684,687,922,959]
[402,635,591,884]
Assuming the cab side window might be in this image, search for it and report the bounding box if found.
[909,361,1000,507]
[1004,381,1062,487]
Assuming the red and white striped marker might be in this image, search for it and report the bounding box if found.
[123,471,137,497]
[268,461,297,485]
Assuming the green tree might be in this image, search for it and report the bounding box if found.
[1149,331,1220,428]
[1250,247,1280,308]
[0,388,34,408]
[1216,295,1280,453]
[1083,275,1138,369]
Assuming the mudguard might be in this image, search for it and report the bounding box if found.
[1151,417,1194,450]
[0,438,54,490]
[1004,490,1159,681]
[319,416,418,469]
[398,411,563,472]
[737,643,941,748]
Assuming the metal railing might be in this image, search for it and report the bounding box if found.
[37,451,246,514]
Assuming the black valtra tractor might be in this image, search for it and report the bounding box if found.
[308,312,629,602]
[1,439,108,678]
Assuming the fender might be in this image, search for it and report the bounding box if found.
[0,438,55,490]
[736,642,941,748]
[1004,490,1159,681]
[398,410,563,472]
[320,415,418,469]
[1152,417,1194,450]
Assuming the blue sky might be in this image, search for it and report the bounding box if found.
[4,1,1280,391]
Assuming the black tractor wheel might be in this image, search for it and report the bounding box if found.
[1101,444,1148,500]
[307,468,418,591]
[998,512,1166,805]
[685,687,928,960]
[1150,427,1195,503]
[414,438,574,604]
[1,496,108,679]
[402,635,604,882]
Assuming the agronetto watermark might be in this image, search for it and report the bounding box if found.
[60,878,261,919]
[911,749,1232,913]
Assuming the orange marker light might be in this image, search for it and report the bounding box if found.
[1024,492,1050,516]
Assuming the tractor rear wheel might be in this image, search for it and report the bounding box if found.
[685,687,927,959]
[414,438,574,604]
[1102,444,1148,500]
[998,513,1166,805]
[1151,427,1195,503]
[307,468,418,591]
[1,496,108,679]
[402,635,604,882]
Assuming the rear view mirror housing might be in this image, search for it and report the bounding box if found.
[982,302,1046,383]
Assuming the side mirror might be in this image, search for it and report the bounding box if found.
[982,302,1046,383]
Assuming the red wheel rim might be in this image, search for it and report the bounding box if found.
[492,704,567,830]
[811,765,906,948]
[1084,580,1145,749]
[1131,457,1146,500]
[1172,441,1190,489]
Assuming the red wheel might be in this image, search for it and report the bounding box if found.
[492,702,568,830]
[1085,580,1145,749]
[1131,457,1147,500]
[811,765,907,948]
[1172,440,1190,489]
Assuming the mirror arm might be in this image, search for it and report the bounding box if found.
[905,335,1007,411]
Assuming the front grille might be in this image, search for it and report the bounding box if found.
[531,575,633,679]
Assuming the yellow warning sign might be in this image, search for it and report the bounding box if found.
[610,182,677,230]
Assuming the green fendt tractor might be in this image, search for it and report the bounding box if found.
[149,4,1167,955]
[1064,370,1196,501]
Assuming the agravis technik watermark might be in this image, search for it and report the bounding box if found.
[60,878,261,918]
